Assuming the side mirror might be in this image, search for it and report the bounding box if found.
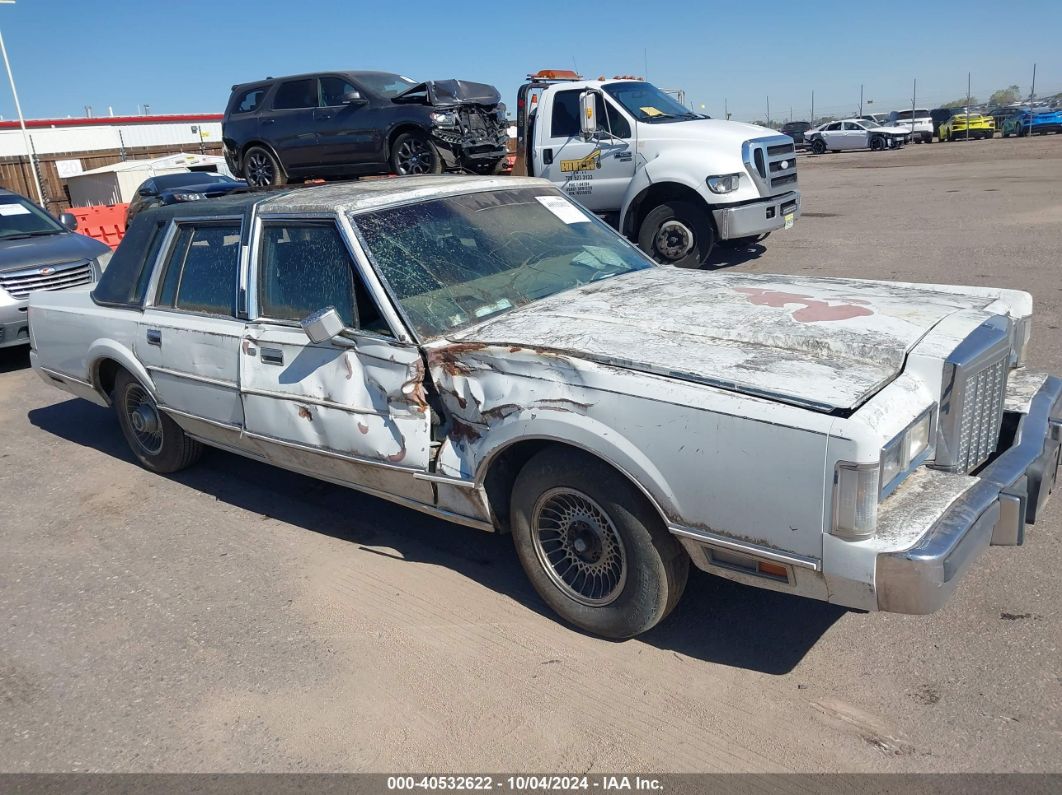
[137,186,157,197]
[342,90,365,105]
[300,306,345,344]
[59,212,78,231]
[579,91,597,140]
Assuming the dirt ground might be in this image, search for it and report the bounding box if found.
[1,135,1060,774]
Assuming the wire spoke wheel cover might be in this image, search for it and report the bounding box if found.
[531,487,628,606]
[124,383,163,456]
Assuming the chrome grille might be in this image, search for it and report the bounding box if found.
[0,260,93,300]
[934,317,1011,473]
[742,136,799,197]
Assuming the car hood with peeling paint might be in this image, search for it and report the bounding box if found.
[446,268,1017,412]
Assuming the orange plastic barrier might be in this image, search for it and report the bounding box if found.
[67,203,129,250]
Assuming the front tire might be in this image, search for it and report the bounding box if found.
[870,136,885,151]
[242,146,285,187]
[113,370,203,474]
[390,131,443,175]
[637,200,713,268]
[510,447,689,639]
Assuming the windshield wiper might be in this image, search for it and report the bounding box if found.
[0,230,61,240]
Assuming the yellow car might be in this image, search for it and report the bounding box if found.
[940,111,995,141]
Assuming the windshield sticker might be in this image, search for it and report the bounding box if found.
[473,298,513,318]
[560,149,601,172]
[536,195,589,224]
[0,204,31,216]
[640,106,664,117]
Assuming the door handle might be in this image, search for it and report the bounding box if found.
[146,329,161,346]
[318,113,333,120]
[263,118,276,125]
[260,347,284,365]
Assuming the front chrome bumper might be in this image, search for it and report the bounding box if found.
[876,375,1062,614]
[712,191,800,240]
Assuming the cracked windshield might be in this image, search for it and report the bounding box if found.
[354,188,652,339]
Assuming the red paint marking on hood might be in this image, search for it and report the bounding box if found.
[734,287,874,323]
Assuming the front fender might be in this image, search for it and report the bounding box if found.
[437,409,680,523]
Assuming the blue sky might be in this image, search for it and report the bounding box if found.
[0,0,1057,122]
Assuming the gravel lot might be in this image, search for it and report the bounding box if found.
[1,136,1060,774]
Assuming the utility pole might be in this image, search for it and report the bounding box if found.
[859,84,864,117]
[0,20,43,205]
[811,90,814,125]
[724,97,729,120]
[966,72,972,141]
[766,95,770,127]
[912,78,917,140]
[1030,63,1037,100]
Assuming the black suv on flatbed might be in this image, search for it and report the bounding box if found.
[222,71,509,186]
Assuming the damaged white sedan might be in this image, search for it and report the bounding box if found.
[29,177,1061,638]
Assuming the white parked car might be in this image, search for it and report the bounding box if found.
[889,108,935,143]
[806,118,910,154]
[28,177,1062,638]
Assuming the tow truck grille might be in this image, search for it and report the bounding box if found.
[743,137,798,197]
[0,260,93,300]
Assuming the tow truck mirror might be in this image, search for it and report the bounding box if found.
[579,92,597,140]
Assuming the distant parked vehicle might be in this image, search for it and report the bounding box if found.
[0,189,111,349]
[940,111,995,141]
[860,113,888,126]
[1001,107,1062,137]
[888,108,934,143]
[222,70,509,186]
[781,121,812,145]
[805,119,908,154]
[126,172,246,224]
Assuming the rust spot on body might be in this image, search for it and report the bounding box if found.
[357,421,370,434]
[735,287,873,323]
[448,419,482,445]
[386,437,407,463]
[343,353,354,380]
[298,406,313,420]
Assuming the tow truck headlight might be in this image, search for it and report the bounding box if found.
[430,111,458,127]
[706,174,741,194]
[832,463,879,540]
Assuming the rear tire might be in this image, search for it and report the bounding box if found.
[510,447,689,639]
[810,138,826,155]
[637,200,713,268]
[113,370,203,474]
[242,145,285,187]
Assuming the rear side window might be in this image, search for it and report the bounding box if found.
[156,223,241,316]
[92,217,166,307]
[273,79,316,110]
[233,88,265,113]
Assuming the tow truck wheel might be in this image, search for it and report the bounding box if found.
[243,146,285,187]
[637,201,713,269]
[510,447,689,639]
[390,131,443,176]
[113,370,203,474]
[810,138,827,155]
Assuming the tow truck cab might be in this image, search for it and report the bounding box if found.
[512,70,801,268]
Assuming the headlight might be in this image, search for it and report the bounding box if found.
[832,463,879,539]
[172,192,204,202]
[706,174,741,194]
[880,406,935,497]
[430,111,458,126]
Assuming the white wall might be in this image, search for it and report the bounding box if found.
[0,122,223,158]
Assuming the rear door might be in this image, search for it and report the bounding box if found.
[239,215,433,503]
[267,78,321,170]
[533,88,635,213]
[137,217,247,451]
[312,76,383,169]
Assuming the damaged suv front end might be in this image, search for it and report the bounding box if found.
[394,80,509,173]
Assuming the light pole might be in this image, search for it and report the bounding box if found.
[0,1,43,206]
